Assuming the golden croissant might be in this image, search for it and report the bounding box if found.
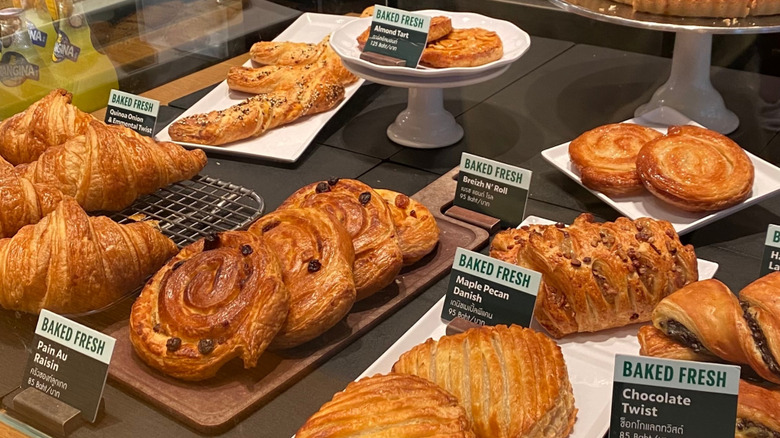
[0,173,66,238]
[0,198,178,314]
[0,89,94,165]
[15,120,207,211]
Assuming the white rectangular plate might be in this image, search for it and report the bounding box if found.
[540,107,780,235]
[155,13,365,163]
[359,215,718,438]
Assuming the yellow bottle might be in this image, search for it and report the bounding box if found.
[14,0,57,63]
[49,0,117,112]
[0,7,55,119]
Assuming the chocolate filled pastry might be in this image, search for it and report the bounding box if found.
[356,15,453,50]
[736,379,780,438]
[638,325,720,362]
[568,123,663,196]
[392,325,577,438]
[375,189,439,265]
[420,28,503,68]
[490,213,698,338]
[248,208,356,349]
[129,231,289,381]
[740,272,780,384]
[636,125,754,212]
[296,373,476,438]
[279,179,402,301]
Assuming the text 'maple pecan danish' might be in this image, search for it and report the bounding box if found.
[0,198,177,314]
[296,373,476,438]
[356,15,453,50]
[392,324,577,438]
[490,213,698,338]
[279,179,403,301]
[645,276,780,384]
[129,231,289,381]
[375,188,440,266]
[247,207,356,349]
[420,28,503,68]
[568,123,663,196]
[636,125,754,212]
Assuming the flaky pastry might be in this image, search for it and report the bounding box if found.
[420,28,503,68]
[736,379,780,438]
[375,189,439,265]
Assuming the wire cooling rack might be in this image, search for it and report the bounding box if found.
[109,175,264,247]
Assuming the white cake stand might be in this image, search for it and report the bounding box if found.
[330,11,531,148]
[548,0,780,134]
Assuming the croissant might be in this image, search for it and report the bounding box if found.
[0,174,65,238]
[0,198,177,314]
[375,189,439,265]
[296,373,476,438]
[0,89,94,165]
[15,120,207,211]
[279,178,402,301]
[129,231,289,381]
[647,276,780,384]
[490,213,698,338]
[392,324,577,438]
[247,207,356,349]
[168,82,345,146]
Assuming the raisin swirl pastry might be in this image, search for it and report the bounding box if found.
[636,125,754,212]
[248,208,356,349]
[296,373,476,438]
[644,275,780,384]
[375,189,440,266]
[490,213,698,338]
[279,179,402,301]
[129,231,289,381]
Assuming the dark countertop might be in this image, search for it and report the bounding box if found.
[2,6,780,437]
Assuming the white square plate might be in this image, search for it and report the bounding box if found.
[155,13,365,163]
[358,215,718,438]
[540,107,780,235]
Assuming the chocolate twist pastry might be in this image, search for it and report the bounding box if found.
[490,213,698,338]
[129,231,289,381]
[375,189,440,266]
[392,325,577,438]
[279,179,402,301]
[636,125,754,212]
[736,379,780,438]
[248,208,356,349]
[643,275,780,385]
[296,373,476,438]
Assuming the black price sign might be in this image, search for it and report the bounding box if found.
[610,355,739,438]
[104,89,159,137]
[361,5,430,67]
[454,153,531,228]
[760,224,780,277]
[22,310,116,422]
[442,248,541,327]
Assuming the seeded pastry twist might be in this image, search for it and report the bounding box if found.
[639,275,780,385]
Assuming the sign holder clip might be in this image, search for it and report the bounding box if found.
[2,386,103,437]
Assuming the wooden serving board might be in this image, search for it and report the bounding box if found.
[106,168,489,433]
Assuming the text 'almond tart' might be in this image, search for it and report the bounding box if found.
[279,178,402,301]
[247,207,356,349]
[392,324,577,438]
[296,373,476,438]
[129,231,289,381]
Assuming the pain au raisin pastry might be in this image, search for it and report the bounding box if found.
[568,123,663,196]
[356,15,453,50]
[490,213,698,338]
[375,189,439,266]
[647,277,780,384]
[296,373,476,438]
[247,208,356,349]
[392,325,576,438]
[420,28,503,68]
[279,179,402,301]
[736,379,780,438]
[129,231,289,381]
[636,125,754,212]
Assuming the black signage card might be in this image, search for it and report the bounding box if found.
[361,5,430,67]
[442,248,541,327]
[22,310,116,422]
[610,354,739,438]
[454,153,532,228]
[104,89,159,137]
[760,224,780,277]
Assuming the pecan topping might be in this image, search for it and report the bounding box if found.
[571,259,582,267]
[555,222,565,228]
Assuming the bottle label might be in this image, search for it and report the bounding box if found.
[52,30,79,62]
[0,51,40,87]
[26,20,48,48]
